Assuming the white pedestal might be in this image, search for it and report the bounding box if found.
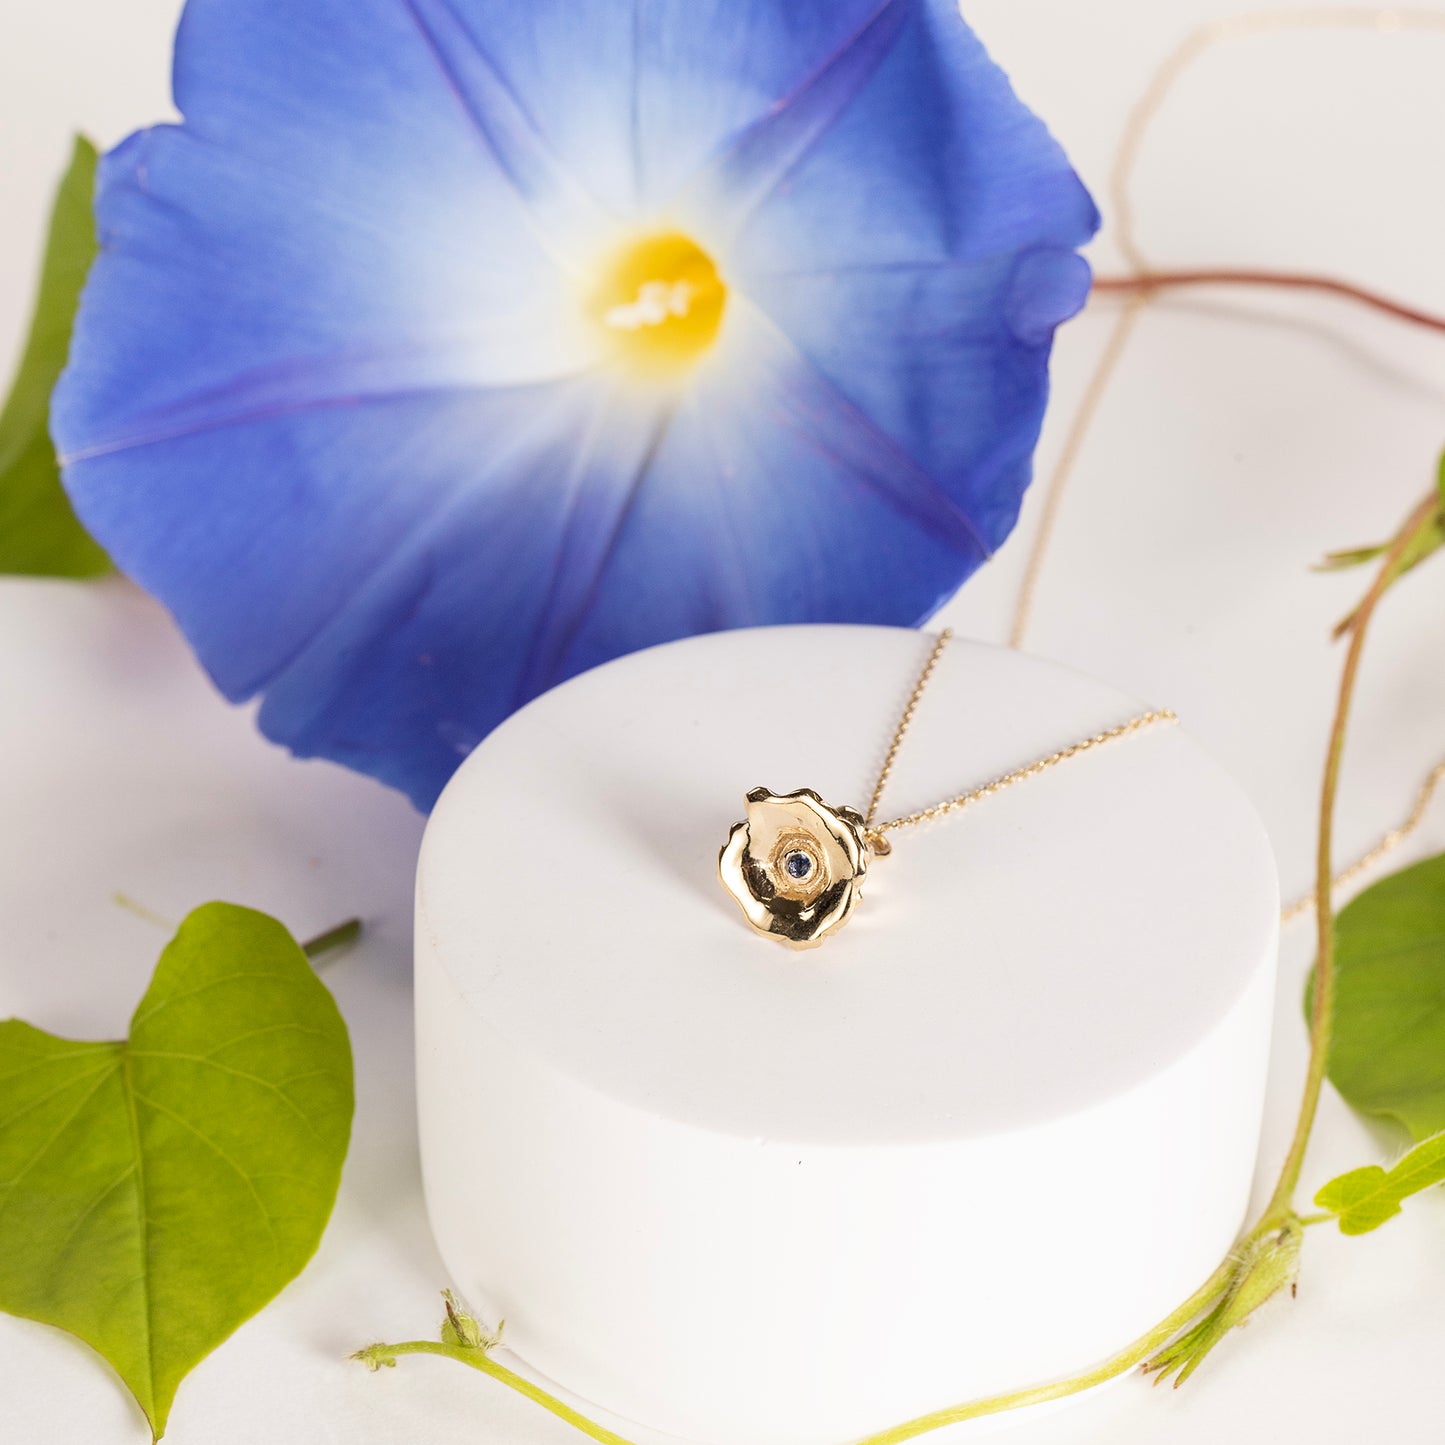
[414,625,1278,1445]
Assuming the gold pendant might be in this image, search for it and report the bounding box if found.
[718,787,881,950]
[716,631,1177,950]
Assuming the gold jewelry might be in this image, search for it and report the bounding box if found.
[718,630,1179,949]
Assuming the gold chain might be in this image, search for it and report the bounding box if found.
[863,628,953,827]
[862,629,1178,852]
[1280,758,1445,923]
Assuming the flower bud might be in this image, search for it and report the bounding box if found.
[1145,1217,1301,1386]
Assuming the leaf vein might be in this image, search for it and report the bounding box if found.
[0,1060,118,1138]
[0,1064,119,1206]
[120,1047,156,1416]
[129,1091,282,1253]
[129,1051,326,1140]
[131,969,304,1028]
[52,1164,139,1264]
[204,1022,331,1057]
[0,1043,121,1086]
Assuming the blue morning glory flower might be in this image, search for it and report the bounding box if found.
[54,0,1098,809]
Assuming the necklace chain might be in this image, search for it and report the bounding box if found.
[862,629,1178,850]
[863,627,954,828]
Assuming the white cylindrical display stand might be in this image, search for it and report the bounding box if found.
[415,625,1278,1444]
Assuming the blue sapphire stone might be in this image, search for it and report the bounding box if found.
[784,850,813,881]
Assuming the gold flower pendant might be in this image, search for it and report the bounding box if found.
[715,632,1179,951]
[718,787,877,950]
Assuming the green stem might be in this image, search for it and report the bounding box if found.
[1262,490,1441,1220]
[301,918,362,962]
[357,1341,640,1445]
[358,1257,1237,1445]
[850,1256,1236,1445]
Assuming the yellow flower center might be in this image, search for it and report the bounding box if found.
[589,232,727,377]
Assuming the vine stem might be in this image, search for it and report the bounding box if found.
[1261,489,1443,1219]
[359,1256,1240,1445]
[848,1256,1237,1444]
[1092,270,1445,335]
[301,918,362,961]
[355,1340,639,1445]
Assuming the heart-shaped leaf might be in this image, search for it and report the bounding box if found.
[1315,1131,1445,1234]
[1310,850,1445,1140]
[0,903,353,1438]
[0,135,109,577]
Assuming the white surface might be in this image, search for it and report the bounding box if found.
[416,626,1279,1444]
[1,2,1444,1444]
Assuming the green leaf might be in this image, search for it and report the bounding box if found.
[1308,850,1445,1140]
[1315,1132,1445,1234]
[1316,451,1445,643]
[0,135,109,577]
[1315,541,1392,572]
[0,903,353,1438]
[1315,506,1445,582]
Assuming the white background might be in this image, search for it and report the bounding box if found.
[2,1,1444,1442]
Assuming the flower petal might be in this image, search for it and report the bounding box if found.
[252,383,673,802]
[393,0,619,256]
[727,0,1099,271]
[411,0,902,214]
[680,1,910,239]
[54,0,1097,809]
[173,0,610,243]
[556,303,994,681]
[65,375,668,807]
[55,0,598,464]
[736,250,1093,553]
